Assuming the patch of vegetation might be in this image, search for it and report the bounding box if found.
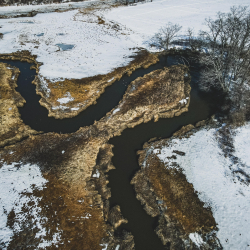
[145,154,217,234]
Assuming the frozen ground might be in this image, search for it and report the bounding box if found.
[104,0,250,39]
[151,124,250,249]
[0,1,101,17]
[0,0,249,81]
[0,8,141,80]
[0,162,62,249]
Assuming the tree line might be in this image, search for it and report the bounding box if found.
[152,6,250,125]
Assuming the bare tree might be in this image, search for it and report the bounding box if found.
[152,22,182,50]
[199,6,250,93]
[186,28,202,51]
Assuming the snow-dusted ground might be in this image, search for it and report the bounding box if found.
[0,1,100,17]
[0,0,249,81]
[0,162,62,249]
[150,124,250,249]
[104,0,250,39]
[0,8,141,80]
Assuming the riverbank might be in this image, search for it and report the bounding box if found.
[0,62,38,147]
[0,63,190,249]
[0,50,158,119]
[133,120,250,249]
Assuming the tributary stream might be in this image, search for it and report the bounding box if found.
[0,55,222,250]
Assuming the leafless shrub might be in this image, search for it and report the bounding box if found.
[0,33,3,40]
[151,22,182,50]
[186,28,203,51]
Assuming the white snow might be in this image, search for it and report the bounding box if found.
[179,97,189,105]
[0,9,139,81]
[0,1,100,17]
[152,125,250,249]
[57,92,74,104]
[189,233,205,247]
[0,163,47,248]
[104,0,250,41]
[115,245,120,250]
[0,162,62,249]
[112,108,120,115]
[82,213,92,219]
[71,107,80,111]
[92,170,100,178]
[0,0,248,83]
[62,150,65,154]
[77,198,84,203]
[108,77,114,82]
[100,243,108,250]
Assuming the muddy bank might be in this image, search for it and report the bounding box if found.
[0,62,37,147]
[0,50,158,119]
[0,64,190,249]
[132,122,222,249]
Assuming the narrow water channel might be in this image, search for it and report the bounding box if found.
[0,55,222,250]
[1,56,181,133]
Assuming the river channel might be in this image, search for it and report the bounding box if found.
[0,54,222,250]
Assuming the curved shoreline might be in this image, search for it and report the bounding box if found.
[0,50,159,119]
[0,62,38,147]
[0,60,191,249]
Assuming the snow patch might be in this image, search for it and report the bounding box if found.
[112,108,120,115]
[108,77,114,82]
[71,107,80,111]
[179,97,189,105]
[100,243,108,250]
[0,9,137,81]
[154,125,250,249]
[0,163,62,248]
[92,170,100,178]
[82,213,91,219]
[57,92,74,104]
[189,233,204,247]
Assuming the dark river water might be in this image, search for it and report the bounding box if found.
[0,55,222,250]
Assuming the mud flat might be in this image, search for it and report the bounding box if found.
[0,50,158,119]
[0,64,190,249]
[0,62,37,147]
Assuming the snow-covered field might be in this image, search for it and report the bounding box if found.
[104,0,250,39]
[0,1,100,17]
[0,8,141,80]
[152,124,250,249]
[0,0,249,81]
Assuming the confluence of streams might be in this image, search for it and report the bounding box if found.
[0,55,221,250]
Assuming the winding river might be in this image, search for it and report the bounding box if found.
[0,55,222,250]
